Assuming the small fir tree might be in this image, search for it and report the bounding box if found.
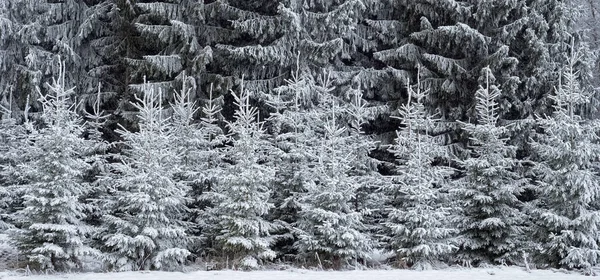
[6,61,98,271]
[199,82,277,269]
[264,58,316,259]
[530,45,600,274]
[99,83,190,271]
[0,95,35,232]
[383,77,456,270]
[293,101,375,268]
[0,91,22,230]
[169,75,225,253]
[83,84,112,221]
[452,67,527,266]
[291,71,377,268]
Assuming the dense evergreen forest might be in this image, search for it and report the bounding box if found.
[1,0,600,275]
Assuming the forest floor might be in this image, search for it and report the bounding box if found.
[0,266,595,280]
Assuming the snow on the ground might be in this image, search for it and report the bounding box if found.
[0,267,594,280]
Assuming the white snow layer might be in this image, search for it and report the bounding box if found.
[0,267,595,280]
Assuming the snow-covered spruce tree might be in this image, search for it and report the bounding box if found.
[292,79,376,268]
[80,85,111,230]
[84,86,110,145]
[99,83,190,271]
[4,61,98,271]
[369,0,512,119]
[530,45,600,274]
[168,75,225,253]
[0,0,49,114]
[199,82,277,269]
[170,74,223,184]
[0,94,36,233]
[263,59,315,259]
[207,0,294,94]
[274,0,370,77]
[42,0,89,104]
[264,59,352,259]
[452,67,527,266]
[383,77,456,270]
[572,0,600,48]
[343,86,387,239]
[569,1,600,119]
[95,0,159,127]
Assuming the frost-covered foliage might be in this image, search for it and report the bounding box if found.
[263,61,319,258]
[211,0,367,96]
[99,83,190,271]
[169,75,225,251]
[0,0,88,115]
[0,0,596,274]
[170,75,222,172]
[452,68,527,266]
[4,62,98,271]
[170,75,225,179]
[264,58,381,265]
[0,233,18,270]
[368,0,571,141]
[199,83,277,269]
[0,92,23,231]
[570,1,600,119]
[77,0,150,126]
[265,57,375,258]
[530,47,600,274]
[0,0,50,113]
[76,0,125,114]
[209,0,290,93]
[572,0,600,46]
[80,85,111,232]
[383,78,456,270]
[132,1,215,101]
[291,71,376,268]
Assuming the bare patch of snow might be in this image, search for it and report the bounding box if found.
[0,267,595,280]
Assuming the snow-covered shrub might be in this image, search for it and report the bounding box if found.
[0,234,18,270]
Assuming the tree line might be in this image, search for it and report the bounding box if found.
[1,0,600,275]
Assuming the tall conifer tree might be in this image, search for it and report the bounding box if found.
[368,0,572,151]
